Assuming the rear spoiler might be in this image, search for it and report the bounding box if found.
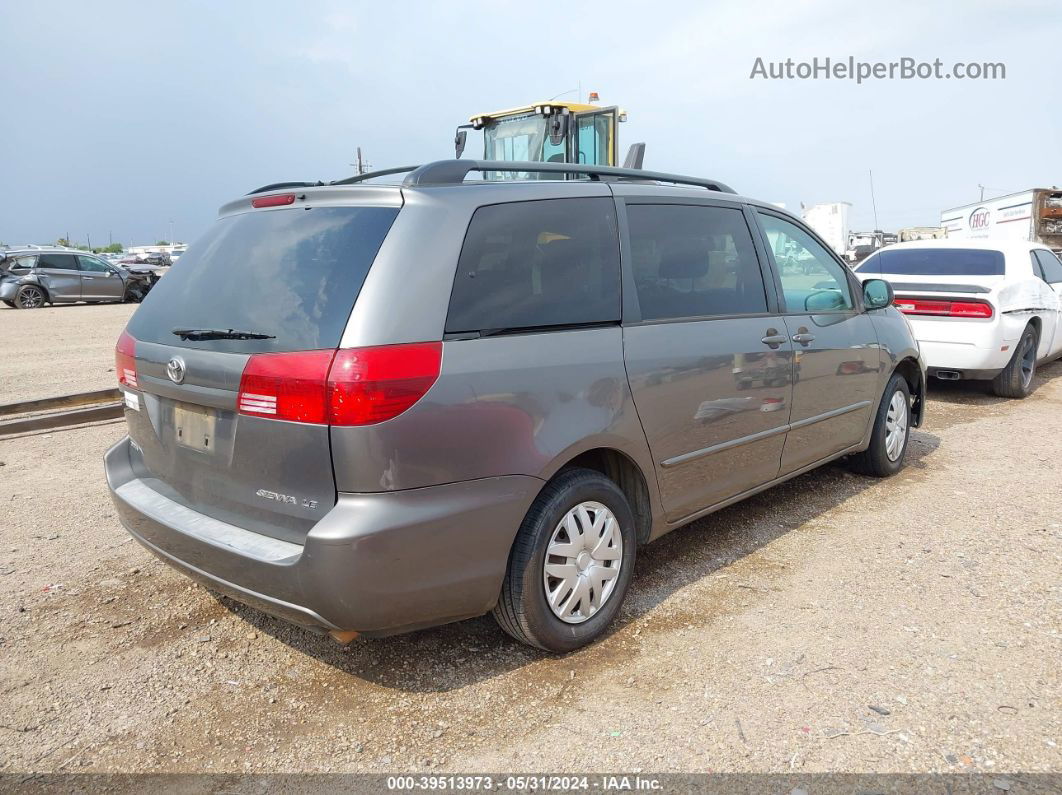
[888,282,991,294]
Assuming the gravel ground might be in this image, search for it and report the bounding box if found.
[1,367,1060,776]
[0,302,136,404]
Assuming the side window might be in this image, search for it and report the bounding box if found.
[37,254,78,271]
[9,256,36,271]
[576,113,610,165]
[445,198,621,334]
[1031,252,1047,281]
[1035,250,1062,284]
[627,204,768,321]
[77,256,111,273]
[758,214,854,312]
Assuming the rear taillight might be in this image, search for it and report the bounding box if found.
[237,350,335,423]
[236,343,441,426]
[894,298,993,319]
[115,330,138,388]
[328,342,442,426]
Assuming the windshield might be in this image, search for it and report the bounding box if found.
[126,206,399,353]
[857,247,1005,276]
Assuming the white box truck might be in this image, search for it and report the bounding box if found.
[941,188,1062,251]
[801,202,851,256]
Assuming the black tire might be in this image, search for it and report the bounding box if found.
[992,325,1037,399]
[493,468,637,652]
[14,284,47,309]
[2,300,14,308]
[849,372,911,477]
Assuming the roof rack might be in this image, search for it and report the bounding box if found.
[331,166,423,186]
[246,181,324,196]
[247,160,736,196]
[402,160,736,194]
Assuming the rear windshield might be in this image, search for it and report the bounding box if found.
[127,206,399,353]
[858,247,1004,276]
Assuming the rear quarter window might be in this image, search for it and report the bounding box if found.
[445,198,621,334]
[126,206,399,353]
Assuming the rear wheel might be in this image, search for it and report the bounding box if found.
[992,325,1037,399]
[493,468,636,652]
[2,300,14,308]
[14,285,46,309]
[849,372,911,477]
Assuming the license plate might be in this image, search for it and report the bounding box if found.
[174,403,216,453]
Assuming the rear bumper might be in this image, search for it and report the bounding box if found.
[105,436,542,636]
[908,313,1028,379]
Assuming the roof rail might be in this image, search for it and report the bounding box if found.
[331,166,423,186]
[246,181,324,196]
[402,160,736,194]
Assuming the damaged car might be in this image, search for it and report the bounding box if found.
[0,247,159,309]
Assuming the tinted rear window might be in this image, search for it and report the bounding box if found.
[127,206,399,353]
[628,204,768,320]
[445,198,620,334]
[858,248,1004,276]
[38,253,78,270]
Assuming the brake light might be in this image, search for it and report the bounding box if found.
[236,343,441,426]
[894,298,993,319]
[237,350,335,423]
[328,343,442,425]
[115,330,138,388]
[251,193,296,209]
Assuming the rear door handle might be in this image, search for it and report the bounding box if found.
[761,329,787,348]
[792,332,816,345]
[83,276,94,280]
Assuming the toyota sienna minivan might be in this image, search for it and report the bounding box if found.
[104,160,925,652]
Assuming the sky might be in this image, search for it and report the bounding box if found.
[1,0,1059,247]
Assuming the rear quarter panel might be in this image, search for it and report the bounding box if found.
[330,328,658,495]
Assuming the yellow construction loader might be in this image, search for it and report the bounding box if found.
[454,94,645,173]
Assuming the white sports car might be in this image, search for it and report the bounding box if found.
[855,239,1062,398]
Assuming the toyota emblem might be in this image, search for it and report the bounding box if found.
[166,356,186,384]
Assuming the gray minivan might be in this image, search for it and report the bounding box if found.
[104,160,925,652]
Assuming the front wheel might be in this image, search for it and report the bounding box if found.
[849,373,911,477]
[992,325,1037,399]
[493,468,637,652]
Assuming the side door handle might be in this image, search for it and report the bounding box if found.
[761,328,788,349]
[791,331,816,345]
[83,276,94,280]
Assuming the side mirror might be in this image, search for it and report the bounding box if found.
[547,114,568,147]
[863,278,894,310]
[454,129,467,159]
[805,289,845,312]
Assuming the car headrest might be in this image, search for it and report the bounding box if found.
[660,240,709,280]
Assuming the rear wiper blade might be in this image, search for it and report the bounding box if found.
[172,327,276,341]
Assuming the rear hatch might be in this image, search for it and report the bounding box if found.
[119,198,401,544]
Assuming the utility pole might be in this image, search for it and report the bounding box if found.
[869,170,879,230]
[87,233,91,250]
[351,147,371,175]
